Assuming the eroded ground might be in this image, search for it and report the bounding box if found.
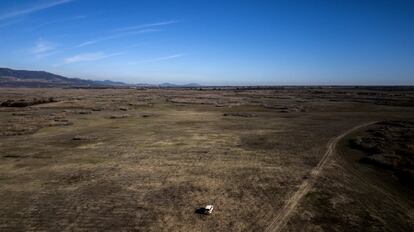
[0,87,413,231]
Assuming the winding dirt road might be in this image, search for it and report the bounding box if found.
[264,122,376,232]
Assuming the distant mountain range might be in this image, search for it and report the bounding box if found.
[0,67,126,87]
[159,82,201,87]
[0,67,200,88]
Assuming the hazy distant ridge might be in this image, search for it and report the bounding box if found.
[0,67,125,87]
[0,68,202,88]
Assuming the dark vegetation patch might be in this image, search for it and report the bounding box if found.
[348,121,414,187]
[11,112,29,116]
[76,110,91,114]
[109,114,129,119]
[0,97,56,107]
[0,125,39,136]
[72,135,96,141]
[223,112,258,117]
[0,111,72,136]
[262,104,306,112]
[2,154,30,159]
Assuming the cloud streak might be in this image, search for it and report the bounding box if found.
[29,15,86,31]
[0,0,75,21]
[31,39,58,58]
[130,54,184,64]
[75,29,159,48]
[63,52,122,64]
[73,20,177,48]
[32,39,55,54]
[0,19,22,28]
[113,20,179,32]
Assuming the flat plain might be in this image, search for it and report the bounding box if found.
[0,87,413,231]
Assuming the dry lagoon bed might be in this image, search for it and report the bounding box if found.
[0,87,413,231]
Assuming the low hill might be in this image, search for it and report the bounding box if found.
[159,82,201,88]
[0,67,125,87]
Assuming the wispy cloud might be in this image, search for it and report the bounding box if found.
[113,20,179,32]
[63,52,122,64]
[0,19,22,28]
[0,0,75,21]
[75,29,159,48]
[37,50,60,58]
[29,15,86,31]
[32,39,55,54]
[129,53,184,64]
[74,20,177,48]
[31,39,58,58]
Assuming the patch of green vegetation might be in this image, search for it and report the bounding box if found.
[0,175,8,182]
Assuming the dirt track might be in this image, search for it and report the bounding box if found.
[265,122,377,232]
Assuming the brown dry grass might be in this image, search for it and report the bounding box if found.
[0,87,413,231]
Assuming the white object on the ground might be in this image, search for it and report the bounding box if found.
[205,205,214,214]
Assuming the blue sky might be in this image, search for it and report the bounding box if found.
[0,0,413,85]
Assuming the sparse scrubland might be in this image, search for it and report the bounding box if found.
[0,87,413,231]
